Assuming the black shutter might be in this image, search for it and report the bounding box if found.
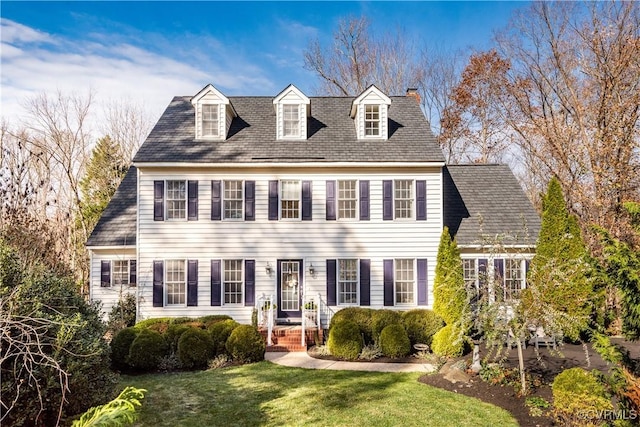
[211,260,221,306]
[359,259,370,306]
[326,259,337,306]
[211,180,221,220]
[153,261,164,307]
[268,180,279,220]
[100,260,111,287]
[326,180,336,220]
[383,259,394,306]
[383,180,393,220]
[244,181,255,221]
[416,180,426,220]
[187,260,198,306]
[245,260,255,306]
[417,259,427,305]
[129,260,137,286]
[188,180,198,221]
[302,180,312,220]
[359,180,370,220]
[154,181,164,221]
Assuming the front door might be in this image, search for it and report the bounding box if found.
[277,260,302,319]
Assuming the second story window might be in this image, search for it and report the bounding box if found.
[365,105,380,136]
[167,180,186,220]
[394,180,413,219]
[281,180,300,219]
[338,180,357,219]
[283,105,299,137]
[202,104,219,137]
[224,180,243,219]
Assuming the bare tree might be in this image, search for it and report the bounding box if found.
[101,99,153,165]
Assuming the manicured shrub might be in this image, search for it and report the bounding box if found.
[371,309,402,343]
[134,317,174,329]
[127,329,168,371]
[198,314,233,328]
[327,320,363,360]
[165,324,191,353]
[225,325,266,363]
[110,327,139,370]
[329,307,373,344]
[209,319,240,355]
[431,324,466,357]
[402,309,445,347]
[379,324,411,358]
[178,328,215,369]
[552,367,613,425]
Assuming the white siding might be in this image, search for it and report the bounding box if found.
[90,248,137,319]
[135,167,443,324]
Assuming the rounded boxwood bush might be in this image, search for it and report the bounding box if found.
[402,309,445,347]
[165,324,191,353]
[371,309,402,343]
[327,320,363,360]
[177,327,215,369]
[110,327,139,370]
[198,314,232,328]
[379,324,411,358]
[127,329,168,371]
[431,324,466,357]
[225,325,266,363]
[552,367,613,425]
[209,319,240,355]
[329,307,373,344]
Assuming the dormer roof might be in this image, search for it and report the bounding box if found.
[273,84,310,109]
[350,85,391,118]
[191,84,230,107]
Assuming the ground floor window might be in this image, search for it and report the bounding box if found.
[112,260,129,286]
[166,260,185,305]
[395,259,414,304]
[224,260,243,304]
[338,259,358,304]
[503,259,524,301]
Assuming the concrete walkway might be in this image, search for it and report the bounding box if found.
[265,352,437,373]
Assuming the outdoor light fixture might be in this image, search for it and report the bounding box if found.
[265,262,273,275]
[308,263,315,276]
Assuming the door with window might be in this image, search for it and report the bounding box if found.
[277,260,303,319]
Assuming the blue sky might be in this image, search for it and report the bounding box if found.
[1,1,527,125]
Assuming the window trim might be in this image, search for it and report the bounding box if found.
[337,179,358,220]
[364,104,381,137]
[165,259,187,307]
[112,260,130,287]
[222,259,244,306]
[201,104,220,138]
[223,180,244,221]
[280,179,301,220]
[166,180,187,221]
[503,258,525,301]
[394,258,416,306]
[337,258,359,306]
[282,104,300,138]
[393,179,415,220]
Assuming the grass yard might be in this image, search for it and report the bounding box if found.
[121,362,517,426]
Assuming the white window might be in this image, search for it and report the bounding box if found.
[338,180,357,219]
[463,259,477,289]
[113,260,129,286]
[394,180,413,219]
[224,180,243,220]
[280,180,300,219]
[202,104,219,137]
[166,260,186,306]
[504,259,524,301]
[338,259,358,305]
[364,105,380,136]
[395,259,415,304]
[224,260,243,305]
[283,105,299,137]
[166,180,186,220]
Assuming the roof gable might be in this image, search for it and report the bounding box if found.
[350,85,391,118]
[273,84,310,107]
[191,84,231,106]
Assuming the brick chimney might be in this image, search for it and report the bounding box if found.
[406,88,421,104]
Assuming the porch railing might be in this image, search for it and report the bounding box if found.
[301,293,335,347]
[256,294,275,346]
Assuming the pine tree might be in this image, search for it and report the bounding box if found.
[79,135,128,233]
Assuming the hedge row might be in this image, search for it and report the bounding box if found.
[111,316,264,372]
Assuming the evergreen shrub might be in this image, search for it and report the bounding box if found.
[209,319,240,355]
[402,309,445,346]
[379,324,411,358]
[177,328,215,369]
[110,327,139,370]
[225,325,266,363]
[127,329,168,371]
[329,307,373,344]
[431,324,466,357]
[371,309,402,343]
[327,320,363,360]
[552,367,612,425]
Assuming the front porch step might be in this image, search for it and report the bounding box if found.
[259,326,324,352]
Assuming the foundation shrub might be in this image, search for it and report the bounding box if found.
[431,324,466,357]
[110,327,139,370]
[329,307,373,344]
[127,329,168,371]
[165,324,191,353]
[328,320,363,360]
[402,309,445,347]
[371,309,402,343]
[209,319,240,355]
[198,314,233,328]
[379,324,411,358]
[225,325,266,363]
[177,328,215,369]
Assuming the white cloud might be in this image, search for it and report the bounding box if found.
[0,18,54,44]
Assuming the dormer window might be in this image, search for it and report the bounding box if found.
[274,84,310,140]
[283,105,299,137]
[202,104,219,137]
[365,105,380,136]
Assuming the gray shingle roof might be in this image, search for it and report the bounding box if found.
[86,166,137,247]
[444,165,541,246]
[133,96,445,164]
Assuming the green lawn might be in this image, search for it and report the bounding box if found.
[121,362,516,426]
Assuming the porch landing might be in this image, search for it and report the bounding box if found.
[259,325,324,352]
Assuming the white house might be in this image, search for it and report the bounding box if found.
[86,84,540,334]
